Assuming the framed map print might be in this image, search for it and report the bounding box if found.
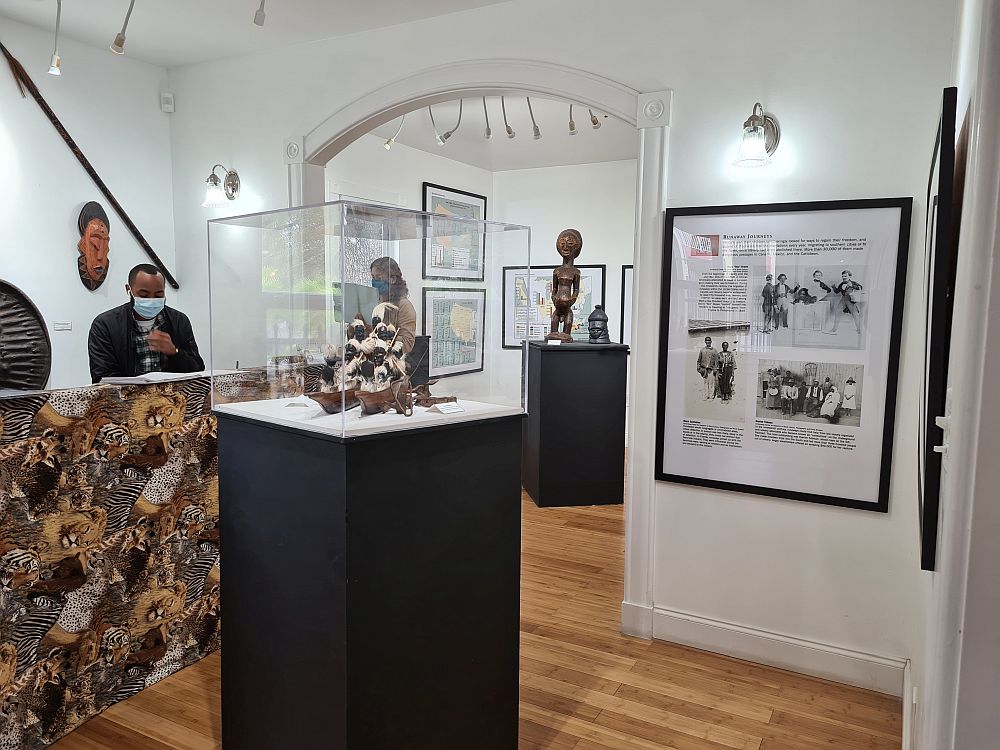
[501,264,606,348]
[422,182,487,281]
[421,287,486,378]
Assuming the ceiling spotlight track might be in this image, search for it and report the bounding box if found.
[48,0,62,76]
[254,0,266,27]
[568,104,578,135]
[527,97,541,140]
[501,96,515,139]
[110,0,137,55]
[483,97,492,140]
[589,108,602,129]
[384,114,405,150]
[428,101,463,146]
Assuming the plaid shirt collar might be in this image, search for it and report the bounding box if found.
[132,312,166,376]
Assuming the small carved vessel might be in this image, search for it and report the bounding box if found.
[306,388,359,414]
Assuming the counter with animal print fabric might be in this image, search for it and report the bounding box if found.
[0,376,221,748]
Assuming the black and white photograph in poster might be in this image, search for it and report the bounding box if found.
[655,199,911,512]
[421,287,486,378]
[422,182,487,281]
[501,265,606,348]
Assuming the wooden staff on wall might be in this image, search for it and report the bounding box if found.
[1,41,180,289]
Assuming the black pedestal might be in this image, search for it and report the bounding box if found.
[216,413,522,750]
[522,341,629,507]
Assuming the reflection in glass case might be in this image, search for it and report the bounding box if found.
[208,200,531,439]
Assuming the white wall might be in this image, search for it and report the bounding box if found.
[163,0,957,697]
[0,18,175,389]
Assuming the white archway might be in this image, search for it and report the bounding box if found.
[284,60,672,639]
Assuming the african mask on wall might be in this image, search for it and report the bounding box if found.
[77,202,110,291]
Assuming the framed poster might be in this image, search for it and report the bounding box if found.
[919,87,964,570]
[620,265,634,346]
[421,182,487,281]
[655,198,912,512]
[421,287,486,378]
[501,264,606,349]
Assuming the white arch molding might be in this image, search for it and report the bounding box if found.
[286,60,671,639]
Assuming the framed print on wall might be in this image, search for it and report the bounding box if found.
[421,287,486,378]
[422,182,487,281]
[501,264,607,349]
[621,265,634,346]
[654,198,912,512]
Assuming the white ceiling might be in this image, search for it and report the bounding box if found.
[370,97,639,172]
[0,0,511,67]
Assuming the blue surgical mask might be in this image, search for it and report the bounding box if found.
[371,279,390,296]
[132,296,166,319]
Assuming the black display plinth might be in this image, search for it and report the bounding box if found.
[216,413,522,750]
[523,341,629,507]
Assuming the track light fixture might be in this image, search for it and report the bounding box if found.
[568,104,578,136]
[201,164,241,208]
[429,103,462,146]
[110,0,137,55]
[48,0,62,76]
[527,97,541,140]
[589,109,602,129]
[483,97,492,140]
[253,0,266,26]
[501,96,515,139]
[384,115,405,150]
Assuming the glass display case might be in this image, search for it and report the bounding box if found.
[207,200,531,438]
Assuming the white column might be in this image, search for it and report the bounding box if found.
[622,92,671,638]
[284,136,326,207]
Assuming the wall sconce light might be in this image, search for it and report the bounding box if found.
[110,0,137,55]
[48,0,63,76]
[202,165,240,208]
[735,102,780,167]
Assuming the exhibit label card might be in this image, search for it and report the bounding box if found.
[654,199,912,512]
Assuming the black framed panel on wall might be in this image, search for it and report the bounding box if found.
[421,182,487,282]
[919,86,965,570]
[620,265,633,346]
[654,198,912,512]
[421,287,487,378]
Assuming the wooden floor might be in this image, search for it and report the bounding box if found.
[52,495,901,750]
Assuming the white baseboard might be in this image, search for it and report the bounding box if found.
[902,660,913,749]
[620,600,653,639]
[651,606,907,696]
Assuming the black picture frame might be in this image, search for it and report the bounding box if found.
[620,265,634,345]
[919,87,962,570]
[501,264,607,349]
[421,182,487,282]
[654,198,912,513]
[421,286,487,378]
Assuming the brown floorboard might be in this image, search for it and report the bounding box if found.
[51,494,901,749]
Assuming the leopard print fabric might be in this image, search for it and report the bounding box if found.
[0,382,220,748]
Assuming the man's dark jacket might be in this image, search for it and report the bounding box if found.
[88,302,204,383]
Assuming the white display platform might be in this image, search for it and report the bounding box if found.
[213,396,523,439]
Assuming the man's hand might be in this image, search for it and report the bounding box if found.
[147,329,179,356]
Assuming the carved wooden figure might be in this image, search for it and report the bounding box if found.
[546,229,583,342]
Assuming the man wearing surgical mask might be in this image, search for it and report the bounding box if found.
[88,263,204,383]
